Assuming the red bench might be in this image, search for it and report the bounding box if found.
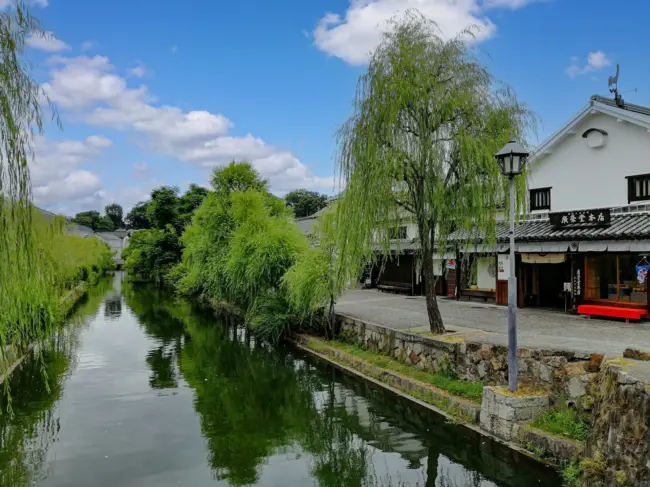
[577,305,646,322]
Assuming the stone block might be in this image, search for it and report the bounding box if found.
[477,361,487,379]
[480,387,550,442]
[539,363,553,382]
[566,375,587,399]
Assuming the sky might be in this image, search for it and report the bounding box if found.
[16,0,650,215]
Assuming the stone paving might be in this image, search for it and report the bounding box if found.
[336,289,650,357]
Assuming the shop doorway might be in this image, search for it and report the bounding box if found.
[521,254,571,309]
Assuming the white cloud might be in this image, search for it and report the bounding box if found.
[81,40,95,51]
[30,135,112,208]
[313,0,499,65]
[42,53,333,195]
[312,0,547,65]
[34,170,102,205]
[26,31,69,52]
[566,50,611,78]
[128,63,148,78]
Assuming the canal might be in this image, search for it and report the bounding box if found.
[0,274,562,487]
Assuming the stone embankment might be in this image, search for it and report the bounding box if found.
[314,313,650,486]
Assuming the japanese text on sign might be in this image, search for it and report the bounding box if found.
[549,208,611,228]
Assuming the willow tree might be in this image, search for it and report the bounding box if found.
[335,12,535,334]
[0,2,59,354]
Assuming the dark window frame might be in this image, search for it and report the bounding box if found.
[529,187,551,211]
[626,173,650,203]
[388,226,408,240]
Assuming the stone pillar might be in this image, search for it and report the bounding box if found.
[480,386,550,442]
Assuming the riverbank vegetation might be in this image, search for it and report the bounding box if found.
[122,13,536,343]
[531,404,590,442]
[1,209,114,356]
[305,337,484,402]
[0,1,114,369]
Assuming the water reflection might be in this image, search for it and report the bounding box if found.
[0,277,561,487]
[123,285,561,487]
[0,276,112,487]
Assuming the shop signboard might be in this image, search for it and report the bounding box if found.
[549,208,611,228]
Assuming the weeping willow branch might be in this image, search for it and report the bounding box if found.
[334,10,537,334]
[0,1,62,390]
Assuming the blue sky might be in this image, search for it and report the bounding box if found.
[19,0,650,215]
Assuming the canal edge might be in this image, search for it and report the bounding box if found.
[0,281,90,384]
[290,339,553,468]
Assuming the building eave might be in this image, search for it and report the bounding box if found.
[529,98,650,164]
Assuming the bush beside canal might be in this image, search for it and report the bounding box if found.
[123,161,354,342]
[1,208,114,363]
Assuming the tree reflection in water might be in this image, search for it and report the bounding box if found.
[123,285,562,487]
[0,276,113,487]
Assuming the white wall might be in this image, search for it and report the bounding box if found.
[527,113,650,213]
[477,257,496,290]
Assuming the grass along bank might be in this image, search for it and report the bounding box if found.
[306,338,484,402]
[530,406,590,442]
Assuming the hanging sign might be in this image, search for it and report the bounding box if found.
[549,208,611,228]
[636,265,650,284]
[573,268,582,297]
[497,254,510,281]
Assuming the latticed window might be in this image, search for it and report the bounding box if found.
[529,188,551,211]
[627,174,650,203]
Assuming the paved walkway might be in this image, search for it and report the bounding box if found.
[336,290,650,357]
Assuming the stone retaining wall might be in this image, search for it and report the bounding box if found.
[336,314,597,403]
[582,360,650,487]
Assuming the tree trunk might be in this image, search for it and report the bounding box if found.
[423,250,445,334]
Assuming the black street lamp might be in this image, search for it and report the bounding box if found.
[495,138,529,392]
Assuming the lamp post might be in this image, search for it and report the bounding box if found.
[495,138,529,392]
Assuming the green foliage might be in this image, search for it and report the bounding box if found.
[311,339,484,402]
[531,406,590,442]
[245,290,298,344]
[334,12,536,333]
[285,189,328,218]
[171,162,311,342]
[147,186,180,230]
[73,209,116,232]
[560,461,581,487]
[122,228,182,284]
[211,160,268,196]
[94,215,115,232]
[104,203,124,229]
[0,208,114,367]
[178,184,208,226]
[72,210,101,231]
[125,201,151,230]
[225,190,307,309]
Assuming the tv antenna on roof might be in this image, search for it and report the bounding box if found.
[608,64,624,107]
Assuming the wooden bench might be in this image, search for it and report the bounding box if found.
[377,281,412,294]
[577,304,646,323]
[460,289,495,303]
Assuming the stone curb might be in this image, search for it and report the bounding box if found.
[296,335,482,423]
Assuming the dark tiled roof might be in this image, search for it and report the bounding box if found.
[591,95,650,117]
[450,213,650,243]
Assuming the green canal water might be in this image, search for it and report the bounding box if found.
[0,274,562,487]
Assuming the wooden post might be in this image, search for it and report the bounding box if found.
[616,255,621,301]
